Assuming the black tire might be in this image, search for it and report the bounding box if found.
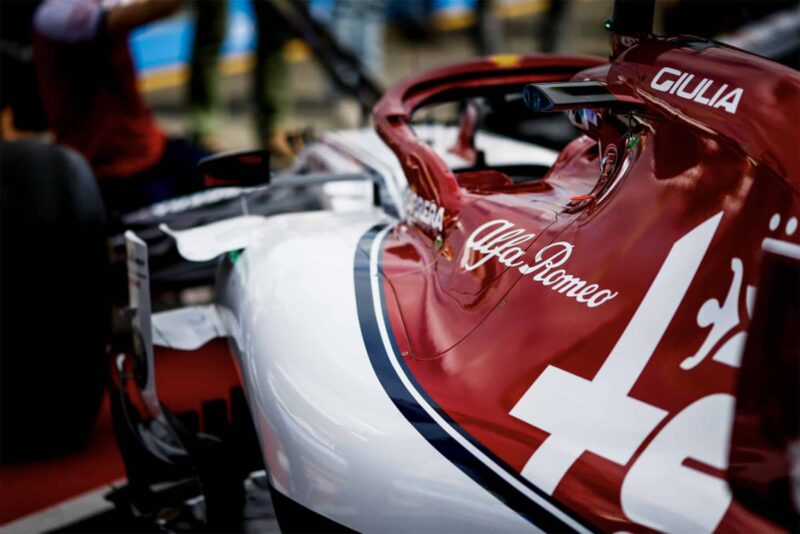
[0,141,110,462]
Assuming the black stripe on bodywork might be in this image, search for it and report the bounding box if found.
[269,483,356,533]
[354,224,594,533]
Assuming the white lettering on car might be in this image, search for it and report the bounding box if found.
[460,219,618,308]
[509,212,736,532]
[650,67,743,114]
[621,393,734,533]
[405,190,445,232]
[509,212,722,493]
[681,257,755,370]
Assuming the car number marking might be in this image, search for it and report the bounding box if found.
[510,212,722,496]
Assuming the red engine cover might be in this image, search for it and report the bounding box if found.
[370,36,799,532]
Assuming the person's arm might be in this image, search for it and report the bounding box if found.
[104,0,182,37]
[34,0,182,43]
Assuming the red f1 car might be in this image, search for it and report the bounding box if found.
[108,0,800,531]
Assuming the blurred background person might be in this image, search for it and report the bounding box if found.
[538,0,571,53]
[312,0,387,127]
[472,0,502,55]
[187,0,227,150]
[33,0,209,218]
[252,0,296,161]
[328,0,386,108]
[188,0,297,163]
[0,1,48,140]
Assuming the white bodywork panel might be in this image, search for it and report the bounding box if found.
[150,127,560,530]
[152,305,227,351]
[319,125,559,215]
[160,216,271,262]
[216,210,536,532]
[125,231,163,419]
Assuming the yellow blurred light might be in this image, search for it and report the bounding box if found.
[489,54,522,68]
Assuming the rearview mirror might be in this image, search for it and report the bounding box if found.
[198,149,271,188]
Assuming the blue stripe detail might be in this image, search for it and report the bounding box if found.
[354,225,595,533]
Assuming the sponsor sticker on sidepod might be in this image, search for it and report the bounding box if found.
[460,219,618,308]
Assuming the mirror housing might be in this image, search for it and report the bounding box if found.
[523,81,644,113]
[198,150,271,188]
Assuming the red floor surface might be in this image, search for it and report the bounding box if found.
[0,340,240,525]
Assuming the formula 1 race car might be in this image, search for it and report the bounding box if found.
[109,0,799,531]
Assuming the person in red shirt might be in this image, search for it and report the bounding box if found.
[34,0,208,215]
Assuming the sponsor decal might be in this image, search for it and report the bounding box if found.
[650,66,743,114]
[460,219,618,308]
[405,189,445,232]
[361,210,767,531]
[681,257,754,370]
[601,144,618,179]
[511,212,736,532]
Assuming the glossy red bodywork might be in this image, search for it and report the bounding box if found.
[373,36,799,531]
[374,54,606,231]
